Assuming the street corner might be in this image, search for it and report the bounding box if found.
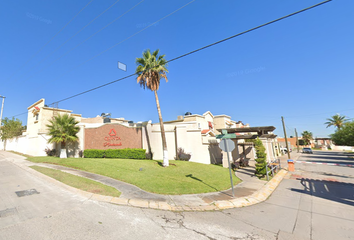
[110,197,129,205]
[76,189,94,199]
[128,198,150,208]
[90,194,113,203]
[148,200,160,209]
[157,202,172,211]
[230,197,259,207]
[214,200,234,209]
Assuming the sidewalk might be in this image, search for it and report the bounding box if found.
[2,151,289,212]
[278,150,302,169]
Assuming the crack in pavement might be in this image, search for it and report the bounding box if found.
[157,211,266,240]
[140,208,168,232]
[291,190,303,234]
[159,212,219,239]
[220,211,277,236]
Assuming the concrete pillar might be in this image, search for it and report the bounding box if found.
[222,151,233,168]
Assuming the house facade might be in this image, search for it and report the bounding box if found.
[1,99,278,167]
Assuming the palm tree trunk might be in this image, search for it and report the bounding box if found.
[154,90,169,167]
[60,141,67,158]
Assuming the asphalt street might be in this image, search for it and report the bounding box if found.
[0,151,353,240]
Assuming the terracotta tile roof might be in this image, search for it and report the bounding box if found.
[201,129,210,134]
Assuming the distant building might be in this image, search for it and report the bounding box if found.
[314,138,333,149]
[277,137,298,150]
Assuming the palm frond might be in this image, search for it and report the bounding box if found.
[46,114,80,144]
[135,49,169,91]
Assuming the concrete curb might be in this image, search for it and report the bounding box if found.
[214,169,288,210]
[9,158,288,212]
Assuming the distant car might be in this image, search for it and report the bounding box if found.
[280,147,292,153]
[302,148,313,154]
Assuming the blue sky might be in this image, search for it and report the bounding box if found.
[1,0,353,138]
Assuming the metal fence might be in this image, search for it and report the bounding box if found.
[265,158,281,181]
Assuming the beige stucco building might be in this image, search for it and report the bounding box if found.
[144,111,256,165]
[1,99,279,167]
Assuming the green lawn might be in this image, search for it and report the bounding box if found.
[30,166,121,197]
[27,157,241,195]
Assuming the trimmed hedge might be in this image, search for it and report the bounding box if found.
[83,149,105,158]
[83,148,146,159]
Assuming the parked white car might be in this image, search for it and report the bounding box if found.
[280,147,292,153]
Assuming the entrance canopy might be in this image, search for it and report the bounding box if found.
[216,126,277,139]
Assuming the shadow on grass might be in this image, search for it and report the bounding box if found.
[185,174,220,192]
[156,161,177,167]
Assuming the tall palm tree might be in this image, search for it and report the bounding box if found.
[46,114,80,158]
[301,131,313,146]
[325,114,348,130]
[136,49,169,166]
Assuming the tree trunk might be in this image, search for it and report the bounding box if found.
[154,90,169,167]
[60,141,67,158]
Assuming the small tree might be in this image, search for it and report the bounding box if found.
[298,139,305,146]
[254,138,267,177]
[302,131,313,145]
[46,114,80,158]
[0,117,24,150]
[331,121,354,146]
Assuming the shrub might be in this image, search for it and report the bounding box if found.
[45,147,57,157]
[83,148,146,159]
[83,149,105,158]
[105,148,146,159]
[175,148,191,161]
[254,138,267,177]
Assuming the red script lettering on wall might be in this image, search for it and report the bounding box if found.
[103,129,122,147]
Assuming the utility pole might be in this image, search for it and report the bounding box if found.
[295,128,300,153]
[0,95,5,132]
[281,116,291,159]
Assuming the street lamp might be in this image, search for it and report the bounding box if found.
[0,95,5,131]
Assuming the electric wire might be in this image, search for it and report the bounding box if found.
[166,0,332,64]
[24,0,146,82]
[11,0,332,118]
[7,0,94,81]
[39,0,196,88]
[45,0,330,103]
[16,0,122,82]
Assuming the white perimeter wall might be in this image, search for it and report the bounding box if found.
[0,134,54,156]
[1,126,85,158]
[143,123,220,164]
[332,145,354,151]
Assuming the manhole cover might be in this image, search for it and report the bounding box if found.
[15,189,40,197]
[0,208,17,218]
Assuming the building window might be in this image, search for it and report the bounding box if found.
[35,114,39,121]
[198,123,201,129]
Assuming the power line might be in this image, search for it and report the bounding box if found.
[38,0,196,88]
[167,0,332,64]
[18,0,123,82]
[47,0,331,105]
[13,111,28,118]
[23,0,146,83]
[11,0,332,117]
[8,0,94,81]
